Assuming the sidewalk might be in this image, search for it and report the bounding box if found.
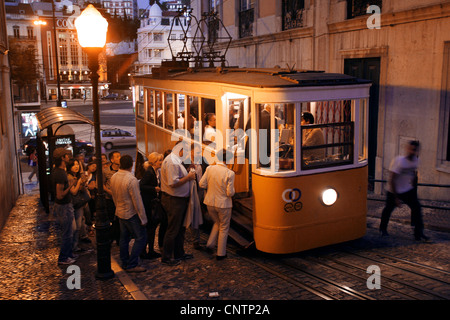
[0,191,133,300]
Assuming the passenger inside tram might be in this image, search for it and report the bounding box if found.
[301,111,325,161]
[203,113,216,143]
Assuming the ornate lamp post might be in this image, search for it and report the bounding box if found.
[75,5,114,280]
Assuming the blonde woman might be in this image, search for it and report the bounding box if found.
[139,152,166,259]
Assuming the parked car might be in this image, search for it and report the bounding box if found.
[22,138,94,156]
[101,129,136,150]
[101,93,119,100]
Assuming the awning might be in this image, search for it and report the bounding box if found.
[36,106,94,131]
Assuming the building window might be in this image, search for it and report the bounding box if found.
[154,49,163,57]
[70,44,78,66]
[347,0,382,19]
[13,26,20,38]
[82,51,88,66]
[239,0,254,38]
[282,0,305,31]
[60,45,68,66]
[27,27,34,39]
[153,33,163,42]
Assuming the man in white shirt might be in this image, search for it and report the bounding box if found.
[110,155,148,272]
[199,149,235,260]
[379,141,428,241]
[160,141,196,265]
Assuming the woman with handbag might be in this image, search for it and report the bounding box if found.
[139,152,166,259]
[67,159,91,253]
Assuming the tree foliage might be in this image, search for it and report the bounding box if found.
[9,39,40,88]
[105,14,140,43]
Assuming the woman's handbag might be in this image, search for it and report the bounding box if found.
[150,197,165,224]
[72,187,91,209]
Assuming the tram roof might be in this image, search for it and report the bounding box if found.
[133,67,372,88]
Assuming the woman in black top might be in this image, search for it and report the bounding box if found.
[139,152,165,259]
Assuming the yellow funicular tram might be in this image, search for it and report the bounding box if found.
[131,10,371,254]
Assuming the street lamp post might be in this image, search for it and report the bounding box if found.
[51,0,62,107]
[75,5,114,280]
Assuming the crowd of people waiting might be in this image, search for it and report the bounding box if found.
[51,140,236,273]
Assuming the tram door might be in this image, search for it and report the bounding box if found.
[344,57,380,183]
[226,97,250,195]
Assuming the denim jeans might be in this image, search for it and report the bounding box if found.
[73,206,84,251]
[119,214,147,269]
[53,202,75,262]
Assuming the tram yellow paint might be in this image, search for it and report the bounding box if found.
[252,166,367,254]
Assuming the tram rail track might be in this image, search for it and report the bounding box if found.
[224,240,450,300]
[227,246,374,300]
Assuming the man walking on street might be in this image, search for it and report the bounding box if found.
[52,148,76,265]
[379,140,429,241]
[110,155,148,272]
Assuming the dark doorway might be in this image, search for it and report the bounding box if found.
[344,57,381,183]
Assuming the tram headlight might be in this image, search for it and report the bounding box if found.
[321,188,338,206]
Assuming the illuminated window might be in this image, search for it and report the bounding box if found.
[146,89,154,123]
[164,93,174,130]
[202,98,216,145]
[60,45,68,66]
[300,100,354,170]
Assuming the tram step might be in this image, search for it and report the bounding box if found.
[231,209,253,235]
[228,226,253,249]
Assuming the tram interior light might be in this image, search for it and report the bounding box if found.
[322,188,338,206]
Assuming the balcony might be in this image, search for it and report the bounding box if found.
[347,0,382,19]
[282,0,305,31]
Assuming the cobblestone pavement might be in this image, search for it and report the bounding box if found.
[0,188,449,302]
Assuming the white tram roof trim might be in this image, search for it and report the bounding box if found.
[133,67,372,89]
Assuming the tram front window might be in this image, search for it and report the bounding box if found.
[301,100,354,170]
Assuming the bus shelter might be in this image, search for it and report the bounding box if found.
[35,107,94,213]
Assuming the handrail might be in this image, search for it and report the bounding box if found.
[369,179,450,210]
[370,179,450,189]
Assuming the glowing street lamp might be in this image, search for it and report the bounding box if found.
[75,5,114,280]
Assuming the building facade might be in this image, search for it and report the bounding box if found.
[30,1,109,103]
[0,0,20,231]
[102,0,138,19]
[193,0,450,201]
[135,2,192,75]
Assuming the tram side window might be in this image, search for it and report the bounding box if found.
[156,91,163,127]
[301,100,354,170]
[176,94,185,132]
[147,89,154,123]
[276,103,295,171]
[227,100,246,152]
[164,93,174,130]
[189,96,200,141]
[202,98,216,145]
[136,101,144,119]
[257,104,275,168]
